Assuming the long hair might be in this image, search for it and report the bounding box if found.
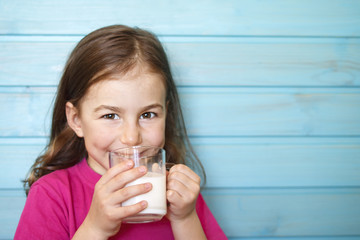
[24,25,205,195]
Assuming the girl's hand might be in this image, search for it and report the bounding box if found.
[166,164,201,223]
[75,160,152,239]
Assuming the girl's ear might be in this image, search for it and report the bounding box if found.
[65,102,84,137]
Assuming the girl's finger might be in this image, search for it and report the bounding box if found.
[168,170,200,194]
[105,165,148,193]
[168,164,201,184]
[166,189,183,206]
[167,177,189,199]
[113,200,148,219]
[97,160,134,186]
[110,182,152,206]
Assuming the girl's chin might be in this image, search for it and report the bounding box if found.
[87,156,109,174]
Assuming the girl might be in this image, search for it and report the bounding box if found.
[15,25,227,240]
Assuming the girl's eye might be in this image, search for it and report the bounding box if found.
[102,114,119,120]
[140,112,156,119]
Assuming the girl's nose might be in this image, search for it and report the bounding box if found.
[120,121,142,146]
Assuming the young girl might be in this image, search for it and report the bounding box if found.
[15,25,227,240]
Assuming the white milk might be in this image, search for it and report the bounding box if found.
[122,172,166,216]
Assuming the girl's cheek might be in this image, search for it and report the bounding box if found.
[147,125,166,147]
[150,133,165,147]
[90,128,116,148]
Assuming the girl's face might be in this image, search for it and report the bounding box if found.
[66,68,167,174]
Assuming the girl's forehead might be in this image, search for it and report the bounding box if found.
[83,70,166,103]
[93,65,166,89]
[98,70,165,90]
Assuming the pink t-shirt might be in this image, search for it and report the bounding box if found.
[15,158,227,239]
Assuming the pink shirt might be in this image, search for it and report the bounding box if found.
[15,158,227,239]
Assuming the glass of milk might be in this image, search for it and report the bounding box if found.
[109,146,166,223]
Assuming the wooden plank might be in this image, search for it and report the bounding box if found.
[201,188,360,237]
[0,40,75,86]
[0,190,25,239]
[0,0,359,36]
[1,37,359,87]
[182,87,360,136]
[168,38,360,87]
[1,137,359,189]
[194,137,360,188]
[1,188,359,238]
[0,138,46,189]
[0,87,54,137]
[1,87,359,137]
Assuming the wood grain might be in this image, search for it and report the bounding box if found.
[0,0,359,36]
[1,37,359,87]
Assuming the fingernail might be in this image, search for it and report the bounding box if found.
[145,183,152,190]
[139,166,147,173]
[141,201,147,207]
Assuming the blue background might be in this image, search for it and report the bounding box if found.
[1,0,360,239]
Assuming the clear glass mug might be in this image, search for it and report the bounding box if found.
[109,146,167,223]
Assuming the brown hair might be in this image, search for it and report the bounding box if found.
[24,25,205,195]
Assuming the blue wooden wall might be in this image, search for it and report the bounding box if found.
[1,0,360,239]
